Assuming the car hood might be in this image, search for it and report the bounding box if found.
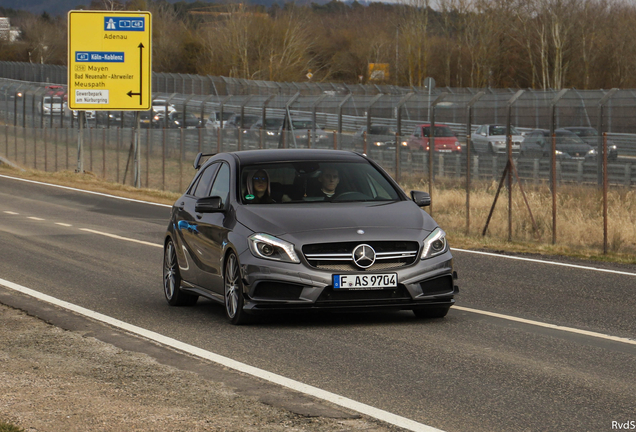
[235,200,438,238]
[556,142,593,153]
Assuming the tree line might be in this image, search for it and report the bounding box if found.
[1,0,635,90]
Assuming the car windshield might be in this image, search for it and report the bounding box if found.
[423,126,454,137]
[291,120,314,129]
[174,112,196,120]
[489,126,520,136]
[556,131,585,144]
[369,126,395,135]
[265,118,284,128]
[569,128,597,137]
[240,161,401,204]
[236,115,259,127]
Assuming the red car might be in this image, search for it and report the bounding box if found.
[407,123,462,153]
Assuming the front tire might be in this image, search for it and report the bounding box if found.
[163,239,198,306]
[224,252,250,325]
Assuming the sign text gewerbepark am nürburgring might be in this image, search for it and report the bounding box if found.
[68,11,152,111]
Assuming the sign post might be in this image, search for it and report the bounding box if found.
[68,10,151,185]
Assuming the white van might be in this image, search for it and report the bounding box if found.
[39,96,64,116]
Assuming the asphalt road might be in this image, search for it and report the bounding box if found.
[0,174,634,432]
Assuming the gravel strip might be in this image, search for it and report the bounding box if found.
[0,303,397,432]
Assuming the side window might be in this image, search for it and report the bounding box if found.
[192,164,219,198]
[413,127,420,137]
[210,163,231,205]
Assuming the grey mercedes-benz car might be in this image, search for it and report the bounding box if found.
[163,149,458,324]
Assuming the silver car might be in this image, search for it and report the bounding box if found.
[471,124,524,154]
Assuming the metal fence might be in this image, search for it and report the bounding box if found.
[1,63,636,253]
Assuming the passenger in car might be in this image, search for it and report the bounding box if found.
[246,169,275,204]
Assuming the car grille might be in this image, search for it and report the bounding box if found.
[303,241,419,271]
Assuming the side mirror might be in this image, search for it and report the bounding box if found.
[411,191,431,207]
[195,196,224,213]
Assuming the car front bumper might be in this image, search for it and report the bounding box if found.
[237,249,458,313]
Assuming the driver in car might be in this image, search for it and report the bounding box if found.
[316,166,340,199]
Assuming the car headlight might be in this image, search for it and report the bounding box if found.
[587,148,597,155]
[609,145,617,150]
[248,233,300,263]
[494,140,506,145]
[373,141,383,146]
[421,228,447,260]
[267,131,275,136]
[555,150,564,155]
[401,141,408,146]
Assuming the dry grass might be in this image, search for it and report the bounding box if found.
[2,148,636,265]
[400,174,636,264]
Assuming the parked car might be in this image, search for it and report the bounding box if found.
[520,129,597,159]
[95,111,122,127]
[223,113,260,129]
[160,111,203,129]
[205,111,234,129]
[243,116,285,148]
[0,84,23,101]
[406,124,462,153]
[471,124,524,154]
[45,85,66,99]
[279,117,330,147]
[353,125,401,150]
[562,127,618,161]
[38,96,65,116]
[151,99,177,115]
[163,149,458,324]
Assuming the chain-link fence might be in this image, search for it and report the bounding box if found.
[1,63,635,255]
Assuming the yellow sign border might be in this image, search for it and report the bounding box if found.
[68,10,152,111]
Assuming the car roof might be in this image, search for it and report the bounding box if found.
[215,149,366,165]
[416,123,450,127]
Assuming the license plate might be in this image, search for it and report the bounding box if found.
[333,273,397,290]
[438,149,452,153]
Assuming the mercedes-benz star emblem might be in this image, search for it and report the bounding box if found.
[352,244,376,269]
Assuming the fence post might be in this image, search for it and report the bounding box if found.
[549,89,569,245]
[337,94,352,134]
[429,93,448,216]
[506,89,524,242]
[603,132,609,254]
[465,91,484,235]
[597,89,618,187]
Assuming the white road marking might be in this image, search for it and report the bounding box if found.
[27,217,45,221]
[55,223,72,227]
[3,211,20,215]
[0,277,445,432]
[0,174,171,208]
[79,228,162,249]
[453,306,636,346]
[451,248,636,277]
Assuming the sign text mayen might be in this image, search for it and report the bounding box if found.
[68,10,151,111]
